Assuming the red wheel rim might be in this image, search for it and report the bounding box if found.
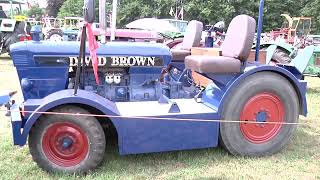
[240,93,285,144]
[42,122,89,167]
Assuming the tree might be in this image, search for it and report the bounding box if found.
[46,0,65,17]
[55,0,320,33]
[301,0,320,33]
[26,4,44,20]
[117,0,176,26]
[58,0,83,17]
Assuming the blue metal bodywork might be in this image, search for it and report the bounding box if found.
[63,29,79,41]
[9,38,308,154]
[10,41,172,100]
[8,1,308,154]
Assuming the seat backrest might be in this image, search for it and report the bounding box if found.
[221,15,256,61]
[181,20,203,50]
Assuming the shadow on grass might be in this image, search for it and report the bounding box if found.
[308,87,320,94]
[0,55,11,61]
[87,125,319,177]
[38,124,320,180]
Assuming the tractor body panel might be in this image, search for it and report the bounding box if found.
[14,89,219,154]
[10,41,172,101]
[9,40,307,155]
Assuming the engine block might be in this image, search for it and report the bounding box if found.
[74,66,191,102]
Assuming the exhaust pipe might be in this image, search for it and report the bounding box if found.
[99,0,107,44]
[110,0,118,41]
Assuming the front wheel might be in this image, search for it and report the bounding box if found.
[29,106,106,173]
[220,72,299,156]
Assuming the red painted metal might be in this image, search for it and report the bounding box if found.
[240,93,285,144]
[42,122,89,167]
[19,34,32,42]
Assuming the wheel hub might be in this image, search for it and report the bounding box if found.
[42,122,89,167]
[62,137,73,149]
[240,93,285,144]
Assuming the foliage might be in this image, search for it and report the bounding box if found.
[56,0,320,33]
[46,0,65,17]
[301,0,320,33]
[58,0,110,20]
[25,4,44,21]
[58,0,83,18]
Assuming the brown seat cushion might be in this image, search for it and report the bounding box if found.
[184,15,256,74]
[171,49,191,62]
[170,20,203,62]
[221,15,256,61]
[185,55,241,73]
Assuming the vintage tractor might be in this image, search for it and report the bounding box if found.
[62,17,84,41]
[6,0,308,174]
[0,0,31,54]
[258,14,313,64]
[41,17,64,41]
[269,14,312,45]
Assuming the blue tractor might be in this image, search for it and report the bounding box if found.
[6,0,308,174]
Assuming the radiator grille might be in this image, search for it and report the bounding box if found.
[12,54,29,66]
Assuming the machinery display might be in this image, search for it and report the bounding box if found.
[41,17,64,41]
[269,14,312,45]
[5,0,309,174]
[0,0,31,54]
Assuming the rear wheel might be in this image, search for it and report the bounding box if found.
[29,106,106,173]
[1,21,27,54]
[220,72,299,156]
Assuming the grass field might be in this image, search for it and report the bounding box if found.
[0,57,320,180]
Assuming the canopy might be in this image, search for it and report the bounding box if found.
[126,18,180,33]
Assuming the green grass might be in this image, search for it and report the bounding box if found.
[0,58,320,180]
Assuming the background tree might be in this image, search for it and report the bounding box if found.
[25,4,44,20]
[56,0,320,33]
[58,0,110,20]
[301,0,320,33]
[46,0,65,17]
[58,0,83,17]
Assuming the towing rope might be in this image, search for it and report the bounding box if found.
[0,108,319,126]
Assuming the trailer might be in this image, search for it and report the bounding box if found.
[5,0,308,174]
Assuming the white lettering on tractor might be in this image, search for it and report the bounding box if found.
[69,57,78,66]
[98,57,107,66]
[69,56,157,67]
[147,57,155,66]
[111,57,120,66]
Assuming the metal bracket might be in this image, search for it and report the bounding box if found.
[158,94,181,113]
[194,87,205,103]
[168,102,181,113]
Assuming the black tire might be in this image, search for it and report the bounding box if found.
[1,21,27,53]
[28,105,106,173]
[46,29,64,41]
[220,72,299,156]
[272,48,292,64]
